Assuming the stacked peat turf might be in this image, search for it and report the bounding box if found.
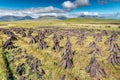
[111,32,118,40]
[93,33,102,42]
[106,33,120,66]
[101,30,108,36]
[38,31,47,50]
[61,36,74,69]
[108,53,120,65]
[27,29,33,37]
[88,41,102,56]
[31,58,45,79]
[58,34,64,40]
[16,63,25,76]
[13,28,26,37]
[2,39,15,50]
[86,56,106,79]
[108,42,120,53]
[52,34,61,52]
[1,29,14,36]
[16,54,45,79]
[29,36,37,44]
[9,34,17,41]
[76,34,86,45]
[1,29,17,41]
[105,33,120,53]
[105,32,118,45]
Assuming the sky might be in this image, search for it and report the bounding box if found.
[0,0,120,19]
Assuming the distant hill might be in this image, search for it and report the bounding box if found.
[0,15,34,21]
[0,15,67,21]
[0,15,119,22]
[21,16,34,20]
[63,18,120,24]
[37,15,67,20]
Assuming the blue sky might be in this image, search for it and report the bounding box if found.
[0,0,120,19]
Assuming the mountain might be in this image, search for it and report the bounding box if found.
[38,16,58,20]
[57,15,67,20]
[78,14,103,19]
[38,15,67,20]
[21,16,34,20]
[0,15,34,21]
[0,15,67,21]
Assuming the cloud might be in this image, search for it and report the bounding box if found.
[68,12,120,19]
[62,1,76,9]
[99,12,120,19]
[74,0,89,7]
[75,12,99,16]
[62,0,89,10]
[70,12,99,18]
[0,6,65,18]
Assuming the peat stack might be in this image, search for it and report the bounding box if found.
[38,31,47,50]
[25,55,45,79]
[2,29,18,41]
[9,34,18,41]
[20,31,26,37]
[93,33,102,42]
[27,29,33,37]
[88,42,102,56]
[2,29,15,37]
[61,37,74,69]
[38,37,47,50]
[88,41,97,48]
[105,33,119,49]
[32,58,41,72]
[13,28,26,37]
[31,58,45,79]
[58,34,64,40]
[34,35,39,42]
[108,42,120,53]
[86,56,106,79]
[12,28,21,34]
[105,32,120,53]
[2,39,15,50]
[52,34,61,52]
[16,63,25,76]
[101,30,108,36]
[76,34,86,45]
[38,30,46,40]
[111,32,118,40]
[29,36,37,44]
[104,37,113,46]
[108,53,120,65]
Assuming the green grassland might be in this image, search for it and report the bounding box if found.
[0,18,120,80]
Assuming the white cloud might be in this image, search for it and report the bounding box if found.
[0,6,64,18]
[75,12,99,17]
[62,0,89,9]
[72,12,120,19]
[74,0,89,7]
[62,1,76,9]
